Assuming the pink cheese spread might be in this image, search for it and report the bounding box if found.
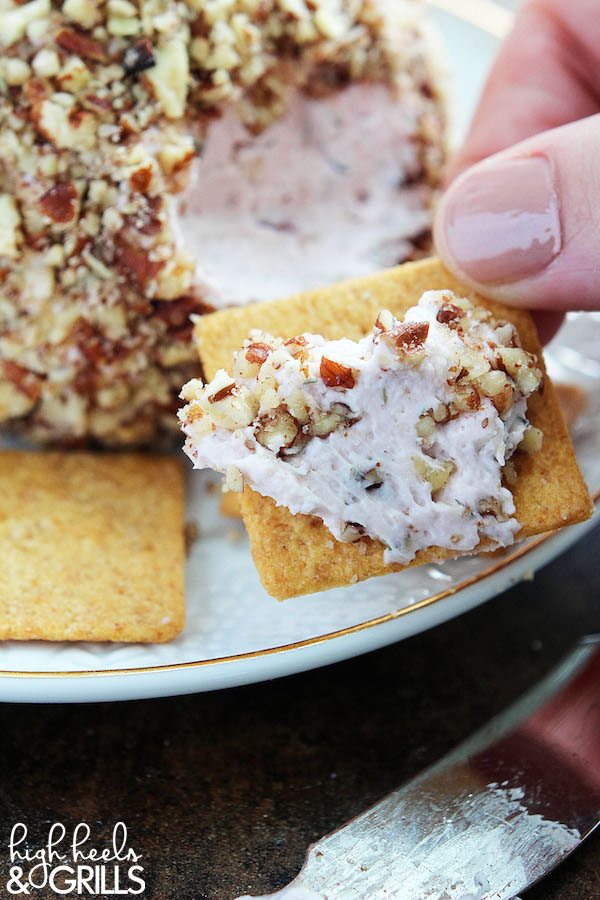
[180,290,544,563]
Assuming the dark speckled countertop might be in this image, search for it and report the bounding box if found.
[0,527,598,900]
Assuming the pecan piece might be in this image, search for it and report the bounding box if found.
[38,182,77,224]
[320,357,355,389]
[374,309,395,332]
[436,303,464,328]
[115,243,162,288]
[208,383,235,403]
[2,361,42,402]
[478,496,510,521]
[395,321,429,353]
[56,28,108,63]
[130,195,163,235]
[245,342,271,366]
[130,165,153,193]
[255,407,300,454]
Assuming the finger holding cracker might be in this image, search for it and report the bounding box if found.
[181,259,592,600]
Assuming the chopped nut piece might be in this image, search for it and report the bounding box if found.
[363,467,383,490]
[62,0,99,30]
[311,410,343,437]
[108,16,142,37]
[56,28,108,63]
[256,408,299,454]
[436,303,465,328]
[2,360,42,402]
[208,382,236,403]
[0,381,37,419]
[451,385,481,413]
[179,378,204,402]
[39,99,97,150]
[314,7,348,40]
[56,56,90,93]
[245,342,272,366]
[416,414,435,439]
[395,321,429,356]
[432,403,450,424]
[155,255,194,300]
[146,36,189,119]
[32,49,61,78]
[115,243,162,288]
[475,370,509,397]
[516,366,543,397]
[39,182,78,224]
[374,309,395,332]
[0,195,22,259]
[286,389,311,425]
[204,382,258,430]
[108,0,137,17]
[380,318,429,364]
[497,347,543,396]
[520,425,543,454]
[157,140,194,175]
[320,357,356,389]
[0,58,31,86]
[478,496,509,521]
[474,370,514,415]
[225,464,244,493]
[45,244,66,267]
[413,455,455,495]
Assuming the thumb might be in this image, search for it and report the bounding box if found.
[434,114,600,311]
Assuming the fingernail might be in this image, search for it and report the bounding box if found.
[437,156,562,284]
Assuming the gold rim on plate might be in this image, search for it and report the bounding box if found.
[3,1,559,682]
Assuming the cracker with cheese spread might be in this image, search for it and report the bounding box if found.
[183,259,592,599]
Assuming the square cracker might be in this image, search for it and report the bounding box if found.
[195,258,592,599]
[0,452,185,641]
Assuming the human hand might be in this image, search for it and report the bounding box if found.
[434,0,600,328]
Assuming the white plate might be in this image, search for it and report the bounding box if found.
[2,2,599,703]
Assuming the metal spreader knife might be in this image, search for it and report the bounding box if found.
[237,635,600,900]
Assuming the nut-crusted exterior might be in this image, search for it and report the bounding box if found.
[0,0,445,445]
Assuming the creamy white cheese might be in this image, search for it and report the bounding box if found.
[172,84,432,307]
[180,292,542,564]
